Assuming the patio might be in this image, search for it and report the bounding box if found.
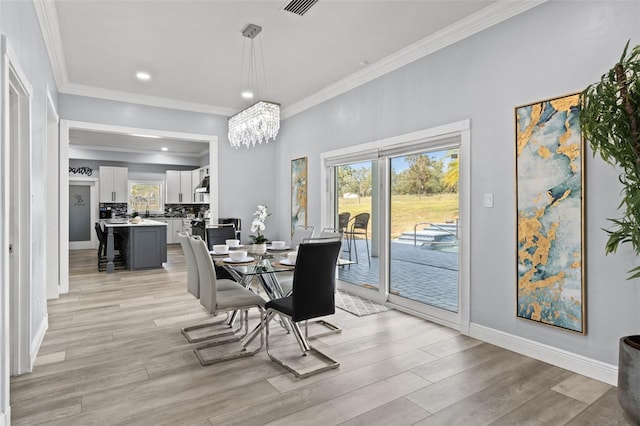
[338,239,459,312]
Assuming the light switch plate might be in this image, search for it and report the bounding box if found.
[483,193,494,208]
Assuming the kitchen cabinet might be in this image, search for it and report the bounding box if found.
[166,170,193,204]
[156,218,183,244]
[99,166,128,203]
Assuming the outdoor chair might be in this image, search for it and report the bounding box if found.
[345,212,371,266]
[264,240,342,378]
[185,235,265,365]
[338,212,350,233]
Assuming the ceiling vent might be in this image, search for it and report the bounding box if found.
[283,0,318,16]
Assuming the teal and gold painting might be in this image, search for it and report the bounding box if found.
[515,93,585,333]
[291,157,307,236]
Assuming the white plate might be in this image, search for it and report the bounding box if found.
[223,256,254,263]
[209,250,229,255]
[279,259,296,266]
[267,245,290,251]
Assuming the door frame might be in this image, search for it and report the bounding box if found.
[45,87,59,300]
[321,120,471,333]
[59,119,219,294]
[68,178,98,250]
[1,36,34,383]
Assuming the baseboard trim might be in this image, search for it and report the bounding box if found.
[1,406,9,426]
[469,323,618,386]
[30,315,49,369]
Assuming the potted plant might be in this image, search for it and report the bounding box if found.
[249,204,270,254]
[580,40,640,422]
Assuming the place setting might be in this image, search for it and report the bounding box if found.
[274,251,297,268]
[221,250,255,265]
[266,240,291,252]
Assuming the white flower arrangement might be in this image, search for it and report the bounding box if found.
[249,204,270,244]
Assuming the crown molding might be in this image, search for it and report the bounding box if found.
[60,83,237,117]
[281,0,547,119]
[33,0,67,89]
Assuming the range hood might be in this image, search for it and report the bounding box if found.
[194,175,209,193]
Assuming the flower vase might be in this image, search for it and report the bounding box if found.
[250,243,267,255]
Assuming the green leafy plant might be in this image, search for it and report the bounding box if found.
[581,41,640,278]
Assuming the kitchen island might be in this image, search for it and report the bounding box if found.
[104,219,168,273]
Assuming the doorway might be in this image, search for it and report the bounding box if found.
[2,40,33,377]
[68,180,97,250]
[69,180,98,250]
[322,121,470,331]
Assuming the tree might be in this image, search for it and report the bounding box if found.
[443,156,459,192]
[395,154,444,197]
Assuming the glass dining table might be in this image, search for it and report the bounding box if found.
[211,250,312,352]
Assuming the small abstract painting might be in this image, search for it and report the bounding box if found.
[515,93,585,333]
[291,157,308,236]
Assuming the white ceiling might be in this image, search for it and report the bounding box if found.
[38,0,543,153]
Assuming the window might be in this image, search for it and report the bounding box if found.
[129,181,164,214]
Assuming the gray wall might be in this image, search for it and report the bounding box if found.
[1,0,58,368]
[274,0,640,366]
[59,95,278,242]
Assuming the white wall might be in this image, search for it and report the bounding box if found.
[274,0,640,370]
[0,0,59,421]
[59,95,278,242]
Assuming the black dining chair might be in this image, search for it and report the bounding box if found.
[264,240,342,378]
[205,224,237,249]
[205,224,238,281]
[344,212,371,266]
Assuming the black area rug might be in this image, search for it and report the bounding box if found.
[335,290,389,317]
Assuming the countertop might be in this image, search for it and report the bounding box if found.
[103,219,169,227]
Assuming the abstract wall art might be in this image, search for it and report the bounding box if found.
[515,93,585,333]
[291,157,308,236]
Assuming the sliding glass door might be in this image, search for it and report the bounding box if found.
[323,124,468,327]
[389,149,459,313]
[335,161,379,290]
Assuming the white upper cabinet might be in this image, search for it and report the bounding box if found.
[99,166,128,203]
[166,170,193,204]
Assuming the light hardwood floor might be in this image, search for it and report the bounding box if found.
[10,246,635,425]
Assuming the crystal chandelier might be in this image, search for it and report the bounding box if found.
[228,101,280,149]
[228,24,280,149]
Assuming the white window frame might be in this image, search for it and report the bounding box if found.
[128,180,165,215]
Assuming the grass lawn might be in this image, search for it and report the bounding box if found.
[338,193,458,239]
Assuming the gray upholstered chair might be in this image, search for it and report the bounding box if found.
[264,240,342,378]
[290,225,315,250]
[188,235,265,365]
[178,233,249,344]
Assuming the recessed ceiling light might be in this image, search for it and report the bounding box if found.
[161,147,168,152]
[241,90,254,99]
[136,71,151,81]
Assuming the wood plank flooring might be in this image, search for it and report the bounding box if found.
[9,246,635,425]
